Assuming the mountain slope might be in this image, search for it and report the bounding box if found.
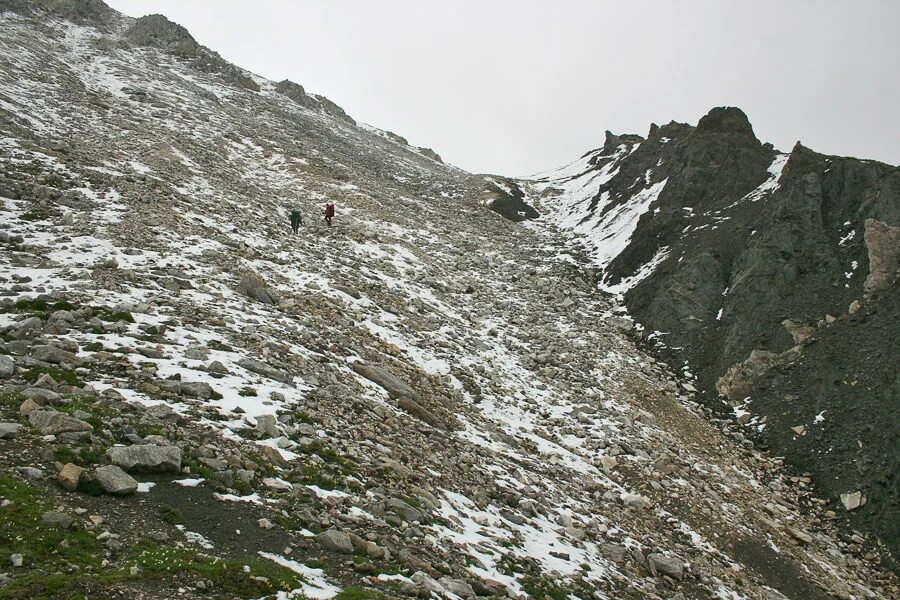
[0,2,898,599]
[522,107,900,570]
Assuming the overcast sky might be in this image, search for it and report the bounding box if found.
[105,0,899,175]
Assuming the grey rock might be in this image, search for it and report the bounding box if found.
[93,465,138,496]
[237,358,293,384]
[106,444,182,473]
[397,396,446,429]
[31,345,83,366]
[42,511,74,529]
[316,529,354,554]
[351,363,419,400]
[208,360,229,374]
[236,273,279,305]
[255,414,279,437]
[29,410,92,435]
[0,354,14,378]
[180,381,215,399]
[17,466,44,479]
[386,497,426,523]
[440,578,475,598]
[0,423,22,439]
[648,552,684,580]
[21,387,60,404]
[8,316,42,340]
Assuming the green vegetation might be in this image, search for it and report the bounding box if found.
[24,366,83,387]
[134,543,305,597]
[19,209,49,222]
[158,503,183,524]
[0,475,109,598]
[519,576,569,600]
[335,586,391,599]
[0,390,25,408]
[0,476,310,598]
[0,298,75,318]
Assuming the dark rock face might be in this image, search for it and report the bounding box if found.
[540,106,900,562]
[124,14,199,55]
[275,79,355,124]
[0,0,118,28]
[418,147,443,163]
[485,179,539,222]
[125,15,260,91]
[743,287,900,570]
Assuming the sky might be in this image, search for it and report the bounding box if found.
[105,0,900,175]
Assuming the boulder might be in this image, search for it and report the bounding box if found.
[648,553,684,580]
[236,273,279,305]
[386,497,426,523]
[0,355,14,378]
[397,396,445,429]
[259,445,290,469]
[31,345,83,366]
[0,422,22,439]
[8,316,42,340]
[22,387,60,405]
[316,529,354,554]
[106,444,182,473]
[93,465,138,495]
[58,463,84,491]
[237,358,293,385]
[41,511,74,529]
[352,363,419,400]
[840,490,864,511]
[440,578,475,598]
[29,410,92,436]
[715,347,802,403]
[863,218,900,294]
[255,414,279,437]
[180,382,215,399]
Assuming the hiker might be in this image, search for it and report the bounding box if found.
[323,202,335,227]
[289,208,303,233]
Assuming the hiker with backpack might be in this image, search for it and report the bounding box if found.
[323,202,335,227]
[289,208,303,233]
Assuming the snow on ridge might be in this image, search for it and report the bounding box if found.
[724,153,789,209]
[580,179,668,270]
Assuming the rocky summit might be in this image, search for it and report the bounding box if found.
[0,2,898,600]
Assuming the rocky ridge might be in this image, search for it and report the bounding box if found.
[519,107,900,569]
[0,2,898,600]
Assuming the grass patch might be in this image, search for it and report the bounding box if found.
[24,366,83,388]
[0,390,25,408]
[133,422,166,438]
[335,586,391,599]
[133,543,304,597]
[158,503,183,524]
[0,298,76,318]
[0,475,108,597]
[19,209,49,222]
